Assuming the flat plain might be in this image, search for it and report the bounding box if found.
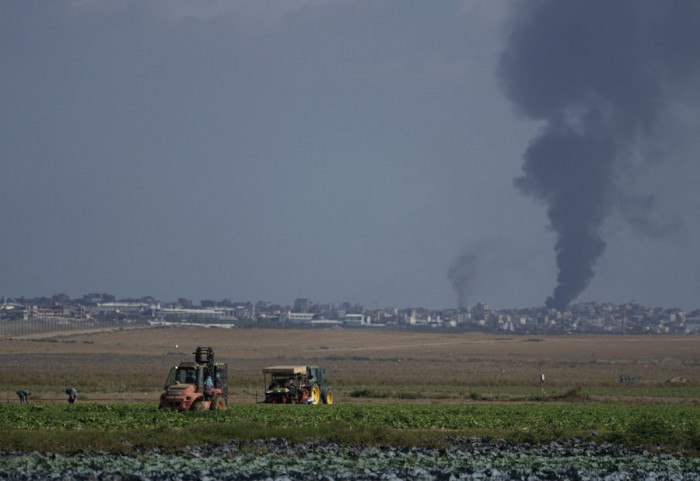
[1,325,697,404]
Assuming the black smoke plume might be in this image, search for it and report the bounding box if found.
[448,252,477,308]
[499,0,700,310]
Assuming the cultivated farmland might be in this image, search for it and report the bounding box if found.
[1,326,699,479]
[0,326,697,404]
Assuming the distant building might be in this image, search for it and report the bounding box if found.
[0,302,25,320]
[231,305,253,320]
[293,298,312,313]
[155,307,238,321]
[344,314,369,325]
[24,305,64,319]
[281,312,314,323]
[96,302,153,316]
[177,298,193,308]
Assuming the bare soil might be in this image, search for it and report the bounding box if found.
[1,326,697,404]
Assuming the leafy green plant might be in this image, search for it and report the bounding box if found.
[0,404,697,453]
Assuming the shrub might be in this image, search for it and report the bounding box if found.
[348,388,391,398]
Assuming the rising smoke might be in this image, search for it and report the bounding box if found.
[498,0,700,311]
[448,252,477,308]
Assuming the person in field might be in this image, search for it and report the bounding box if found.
[16,390,31,403]
[66,387,77,404]
[204,375,214,399]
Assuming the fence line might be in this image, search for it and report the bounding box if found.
[0,318,149,338]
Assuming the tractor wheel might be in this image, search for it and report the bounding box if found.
[322,389,334,405]
[191,400,205,411]
[310,383,320,404]
[211,395,227,411]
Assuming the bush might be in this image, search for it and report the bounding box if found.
[550,387,584,401]
[396,392,423,400]
[348,388,391,398]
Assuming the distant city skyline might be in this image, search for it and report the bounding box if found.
[2,1,699,311]
[3,291,697,336]
[3,291,698,313]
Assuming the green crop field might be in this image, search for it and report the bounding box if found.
[1,403,698,454]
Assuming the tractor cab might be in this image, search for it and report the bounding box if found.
[163,362,212,392]
[307,366,328,390]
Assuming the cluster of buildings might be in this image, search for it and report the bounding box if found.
[1,293,698,335]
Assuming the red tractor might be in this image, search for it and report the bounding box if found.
[159,347,228,411]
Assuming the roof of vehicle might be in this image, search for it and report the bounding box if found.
[262,365,307,374]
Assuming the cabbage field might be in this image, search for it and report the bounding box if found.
[2,439,699,480]
[1,403,698,479]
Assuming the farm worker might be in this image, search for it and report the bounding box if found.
[16,390,31,403]
[204,376,214,399]
[66,387,77,404]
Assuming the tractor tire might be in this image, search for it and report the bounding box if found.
[310,383,320,405]
[211,395,227,411]
[191,400,205,411]
[322,389,334,405]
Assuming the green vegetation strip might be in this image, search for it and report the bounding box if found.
[0,404,697,453]
[346,384,700,401]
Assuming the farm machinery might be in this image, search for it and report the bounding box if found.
[263,365,333,404]
[159,347,228,411]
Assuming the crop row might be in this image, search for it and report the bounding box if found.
[2,449,699,480]
[1,403,697,436]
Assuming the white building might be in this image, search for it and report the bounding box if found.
[159,308,223,320]
[281,312,315,323]
[95,302,153,315]
[344,314,369,325]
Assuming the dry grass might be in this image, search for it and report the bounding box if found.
[1,326,697,404]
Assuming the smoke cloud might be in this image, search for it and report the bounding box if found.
[499,0,700,310]
[448,252,477,308]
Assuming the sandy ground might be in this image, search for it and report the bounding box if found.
[1,326,697,405]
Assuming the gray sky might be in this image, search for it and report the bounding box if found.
[1,0,698,310]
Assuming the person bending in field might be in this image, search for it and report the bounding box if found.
[66,387,77,404]
[16,390,32,403]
